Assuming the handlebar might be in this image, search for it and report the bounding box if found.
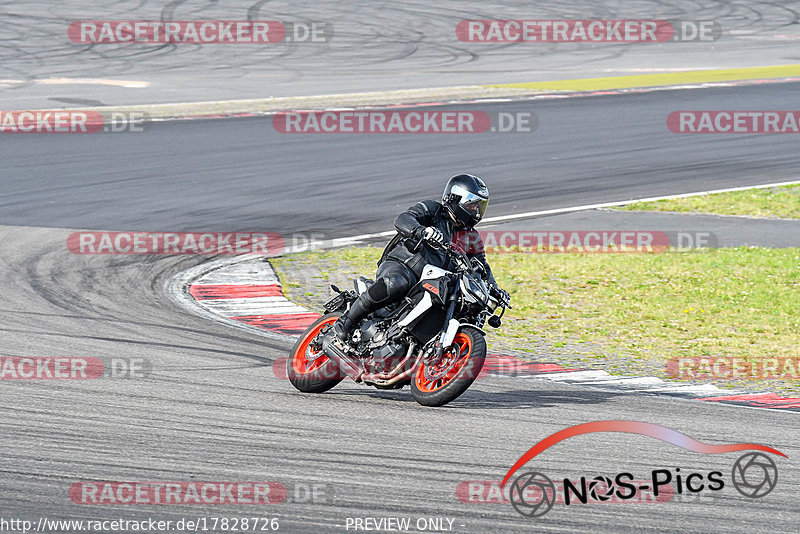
[412,237,468,267]
[442,243,512,309]
[412,237,511,309]
[440,242,470,269]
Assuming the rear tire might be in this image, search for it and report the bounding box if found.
[287,313,345,393]
[410,326,486,407]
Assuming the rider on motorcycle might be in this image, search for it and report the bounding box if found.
[333,173,507,343]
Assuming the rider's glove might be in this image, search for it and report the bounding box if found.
[422,226,445,247]
[492,286,510,303]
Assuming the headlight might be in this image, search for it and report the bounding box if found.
[466,276,487,302]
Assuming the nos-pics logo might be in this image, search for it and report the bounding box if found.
[501,421,784,519]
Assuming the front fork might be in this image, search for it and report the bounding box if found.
[428,296,457,363]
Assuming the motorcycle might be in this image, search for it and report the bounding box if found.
[286,239,511,407]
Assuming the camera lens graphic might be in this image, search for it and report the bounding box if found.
[731,452,778,498]
[509,471,556,518]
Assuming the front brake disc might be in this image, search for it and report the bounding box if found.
[423,348,459,381]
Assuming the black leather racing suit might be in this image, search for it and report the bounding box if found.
[338,200,495,335]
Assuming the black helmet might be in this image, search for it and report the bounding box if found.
[442,173,489,227]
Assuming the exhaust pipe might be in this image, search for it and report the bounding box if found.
[321,335,363,381]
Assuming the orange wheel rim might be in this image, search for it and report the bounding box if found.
[414,332,472,392]
[292,316,337,375]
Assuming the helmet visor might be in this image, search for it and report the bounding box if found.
[459,191,489,222]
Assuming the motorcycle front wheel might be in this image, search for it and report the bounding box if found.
[410,326,486,407]
[287,313,345,393]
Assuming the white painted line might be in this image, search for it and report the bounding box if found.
[479,179,800,225]
[298,179,800,249]
[190,282,281,288]
[642,384,726,394]
[196,279,277,286]
[197,262,281,285]
[583,376,664,387]
[200,301,309,316]
[521,368,729,394]
[0,77,149,88]
[535,370,611,381]
[199,295,304,307]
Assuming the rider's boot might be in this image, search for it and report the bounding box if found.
[333,295,372,343]
[333,272,410,344]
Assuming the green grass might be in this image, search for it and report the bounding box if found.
[489,248,799,360]
[490,64,800,91]
[619,184,800,219]
[273,246,800,391]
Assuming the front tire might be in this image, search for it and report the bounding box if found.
[410,326,486,407]
[287,313,345,393]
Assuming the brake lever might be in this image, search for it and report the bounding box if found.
[491,287,512,309]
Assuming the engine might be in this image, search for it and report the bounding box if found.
[367,342,406,374]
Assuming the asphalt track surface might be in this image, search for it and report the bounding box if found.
[3,1,800,108]
[4,83,800,234]
[1,84,799,533]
